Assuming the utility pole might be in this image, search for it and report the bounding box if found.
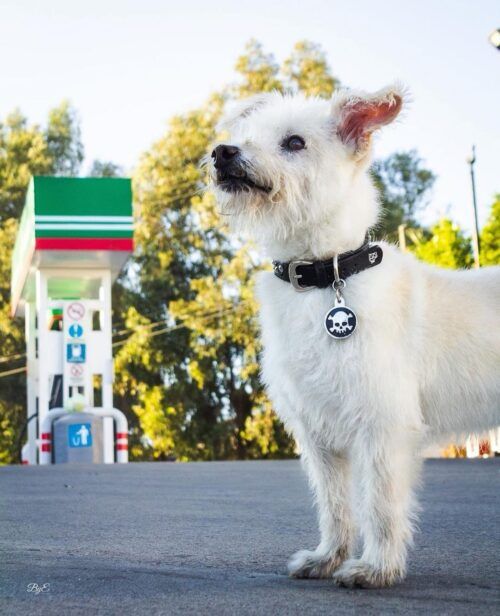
[467,145,481,268]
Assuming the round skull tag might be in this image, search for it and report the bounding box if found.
[324,306,357,339]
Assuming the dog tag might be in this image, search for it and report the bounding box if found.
[326,254,357,339]
[324,296,357,339]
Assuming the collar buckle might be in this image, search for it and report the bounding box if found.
[288,260,314,292]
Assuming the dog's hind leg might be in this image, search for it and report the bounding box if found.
[288,442,354,579]
[333,424,422,588]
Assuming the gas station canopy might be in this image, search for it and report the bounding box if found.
[11,176,133,316]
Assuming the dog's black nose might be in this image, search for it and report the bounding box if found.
[211,144,240,169]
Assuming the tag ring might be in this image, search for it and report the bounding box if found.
[332,254,346,301]
[332,254,341,285]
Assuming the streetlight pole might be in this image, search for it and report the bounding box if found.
[489,28,500,50]
[467,145,481,268]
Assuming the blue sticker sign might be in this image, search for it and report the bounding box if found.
[68,423,92,448]
[68,323,83,338]
[66,343,86,363]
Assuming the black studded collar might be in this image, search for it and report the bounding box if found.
[272,242,383,291]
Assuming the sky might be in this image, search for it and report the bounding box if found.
[1,0,499,232]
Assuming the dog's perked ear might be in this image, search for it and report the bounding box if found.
[332,85,405,159]
[217,93,272,132]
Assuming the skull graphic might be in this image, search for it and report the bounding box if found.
[325,306,357,339]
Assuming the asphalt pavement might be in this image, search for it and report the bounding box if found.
[1,459,499,615]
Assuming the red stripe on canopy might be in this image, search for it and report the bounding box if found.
[35,238,134,251]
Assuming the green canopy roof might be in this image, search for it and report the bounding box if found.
[11,176,134,316]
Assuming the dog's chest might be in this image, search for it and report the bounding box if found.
[256,272,364,434]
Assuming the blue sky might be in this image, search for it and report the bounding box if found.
[1,0,498,231]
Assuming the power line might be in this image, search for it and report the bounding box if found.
[112,300,246,341]
[112,319,169,339]
[0,301,252,379]
[0,366,26,378]
[142,177,207,195]
[112,303,250,349]
[0,318,169,366]
[0,304,208,366]
[133,185,208,220]
[0,351,27,365]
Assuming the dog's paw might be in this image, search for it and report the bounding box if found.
[287,548,346,579]
[332,559,404,588]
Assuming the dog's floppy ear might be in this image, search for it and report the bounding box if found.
[218,93,272,132]
[332,84,405,158]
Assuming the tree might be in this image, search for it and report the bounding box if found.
[115,97,231,460]
[283,41,338,97]
[45,101,84,177]
[371,150,436,241]
[0,111,53,221]
[234,40,283,97]
[412,219,473,269]
[480,195,500,266]
[121,40,338,461]
[0,219,25,464]
[89,160,123,178]
[0,103,83,464]
[0,102,83,223]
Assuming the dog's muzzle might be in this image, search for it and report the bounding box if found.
[211,144,271,193]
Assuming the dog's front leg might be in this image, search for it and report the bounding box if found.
[333,427,421,588]
[288,443,353,579]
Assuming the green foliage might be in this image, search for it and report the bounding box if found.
[371,150,436,241]
[480,194,500,266]
[411,219,473,269]
[283,41,338,97]
[45,101,84,177]
[0,219,25,464]
[234,40,283,97]
[0,111,53,221]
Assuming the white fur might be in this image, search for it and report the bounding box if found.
[210,87,500,587]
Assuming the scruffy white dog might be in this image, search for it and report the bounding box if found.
[209,86,500,587]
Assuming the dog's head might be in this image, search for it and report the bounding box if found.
[209,86,405,259]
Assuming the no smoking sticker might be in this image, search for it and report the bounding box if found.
[67,302,85,321]
[69,363,85,383]
[70,365,84,378]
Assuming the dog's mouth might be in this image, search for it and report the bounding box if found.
[216,170,272,194]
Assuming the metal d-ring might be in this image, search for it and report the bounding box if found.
[332,254,346,303]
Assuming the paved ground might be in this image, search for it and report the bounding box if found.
[0,459,498,615]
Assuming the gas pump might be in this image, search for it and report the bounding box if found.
[12,176,133,464]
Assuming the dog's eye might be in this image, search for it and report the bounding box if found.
[282,135,306,152]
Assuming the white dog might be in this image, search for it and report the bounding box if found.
[209,86,500,587]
